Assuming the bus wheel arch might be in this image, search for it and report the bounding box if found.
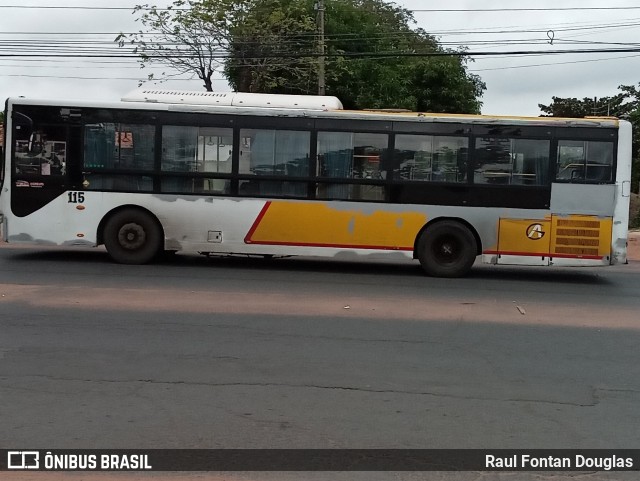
[99,206,164,264]
[414,218,481,278]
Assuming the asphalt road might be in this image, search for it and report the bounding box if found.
[1,244,640,479]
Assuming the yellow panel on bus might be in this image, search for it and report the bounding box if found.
[497,218,552,256]
[550,215,612,259]
[245,201,427,250]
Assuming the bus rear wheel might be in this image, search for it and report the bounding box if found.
[417,221,477,278]
[103,209,163,264]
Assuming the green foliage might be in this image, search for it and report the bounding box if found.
[539,86,640,194]
[319,0,423,110]
[125,0,485,112]
[224,0,485,113]
[538,93,633,118]
[410,56,485,114]
[224,0,317,93]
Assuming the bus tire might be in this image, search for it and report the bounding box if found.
[417,221,477,278]
[103,209,163,264]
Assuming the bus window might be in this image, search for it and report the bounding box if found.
[14,125,67,176]
[474,138,550,186]
[237,129,310,197]
[198,128,233,175]
[162,126,232,174]
[83,123,155,191]
[239,129,310,176]
[84,123,155,171]
[160,126,233,194]
[395,134,468,183]
[317,132,387,200]
[556,140,613,183]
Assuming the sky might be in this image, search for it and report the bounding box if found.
[0,0,639,116]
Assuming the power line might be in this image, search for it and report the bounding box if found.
[0,5,166,10]
[3,47,640,59]
[468,53,640,72]
[4,50,639,80]
[0,16,637,42]
[1,5,638,82]
[1,17,639,37]
[2,5,640,12]
[0,73,220,81]
[6,38,638,52]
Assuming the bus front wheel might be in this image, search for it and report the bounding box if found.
[103,209,163,264]
[417,221,477,278]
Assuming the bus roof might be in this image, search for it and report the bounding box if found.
[6,92,622,129]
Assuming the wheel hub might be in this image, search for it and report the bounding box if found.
[435,236,459,263]
[118,223,146,250]
[441,243,454,255]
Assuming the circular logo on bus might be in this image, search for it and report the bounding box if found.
[526,223,545,240]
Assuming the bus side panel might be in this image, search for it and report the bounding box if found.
[244,200,427,251]
[549,214,612,266]
[149,198,549,262]
[154,197,431,256]
[5,191,100,246]
[494,218,551,266]
[549,183,617,266]
[549,183,616,217]
[135,197,504,260]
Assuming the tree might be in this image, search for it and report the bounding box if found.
[223,0,317,93]
[538,94,632,118]
[317,0,427,110]
[124,0,485,113]
[118,0,251,91]
[224,0,485,113]
[410,55,484,113]
[539,85,640,195]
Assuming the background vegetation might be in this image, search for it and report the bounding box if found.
[122,0,485,112]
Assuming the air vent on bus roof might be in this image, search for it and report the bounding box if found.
[121,88,343,110]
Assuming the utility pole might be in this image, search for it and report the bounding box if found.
[316,0,326,95]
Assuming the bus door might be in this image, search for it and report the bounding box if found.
[11,107,82,218]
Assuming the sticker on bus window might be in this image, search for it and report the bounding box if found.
[116,131,134,148]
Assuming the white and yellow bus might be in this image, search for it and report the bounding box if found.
[0,89,633,277]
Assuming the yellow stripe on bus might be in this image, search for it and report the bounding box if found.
[245,201,427,250]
